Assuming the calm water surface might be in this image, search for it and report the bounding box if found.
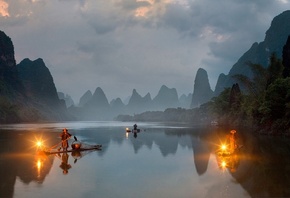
[1,121,290,198]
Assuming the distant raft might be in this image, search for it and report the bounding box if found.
[125,128,140,133]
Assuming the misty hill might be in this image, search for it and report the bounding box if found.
[0,30,26,122]
[79,90,92,107]
[152,85,179,110]
[58,92,74,107]
[74,87,112,120]
[215,10,290,95]
[191,68,213,108]
[17,58,60,106]
[17,58,71,120]
[70,84,188,120]
[69,88,112,120]
[179,93,192,108]
[110,97,125,113]
[0,30,72,123]
[85,87,110,109]
[0,31,24,96]
[127,89,152,114]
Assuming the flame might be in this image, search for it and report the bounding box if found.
[30,136,48,151]
[221,144,227,151]
[35,139,45,150]
[36,141,43,147]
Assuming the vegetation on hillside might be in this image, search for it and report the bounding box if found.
[206,36,290,134]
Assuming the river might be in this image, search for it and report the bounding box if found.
[0,121,290,198]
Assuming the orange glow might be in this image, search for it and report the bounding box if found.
[134,0,172,18]
[221,144,227,151]
[135,7,149,17]
[34,139,45,150]
[221,160,227,168]
[230,130,236,134]
[36,158,43,178]
[30,136,48,152]
[34,153,48,179]
[216,142,231,156]
[36,141,43,148]
[0,0,9,17]
[37,159,42,169]
[126,132,129,139]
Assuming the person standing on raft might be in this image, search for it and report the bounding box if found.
[60,128,72,151]
[228,130,238,154]
[133,124,138,130]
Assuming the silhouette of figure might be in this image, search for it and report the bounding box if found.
[59,152,71,175]
[133,124,138,130]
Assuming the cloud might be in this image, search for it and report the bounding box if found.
[0,0,9,17]
[0,0,289,102]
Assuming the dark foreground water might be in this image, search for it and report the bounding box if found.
[1,121,290,198]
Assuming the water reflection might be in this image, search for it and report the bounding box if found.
[191,135,211,175]
[216,153,240,172]
[215,130,241,172]
[71,150,82,163]
[123,126,290,197]
[34,153,53,180]
[0,130,55,198]
[58,152,72,175]
[55,149,98,174]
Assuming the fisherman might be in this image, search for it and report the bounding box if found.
[60,128,72,151]
[133,124,138,130]
[229,130,237,154]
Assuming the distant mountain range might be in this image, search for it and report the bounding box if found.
[0,10,289,122]
[67,85,190,120]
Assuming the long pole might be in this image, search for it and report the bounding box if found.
[48,136,71,150]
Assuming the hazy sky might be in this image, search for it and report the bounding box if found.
[0,0,289,103]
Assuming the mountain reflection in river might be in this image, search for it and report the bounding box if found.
[1,122,290,198]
